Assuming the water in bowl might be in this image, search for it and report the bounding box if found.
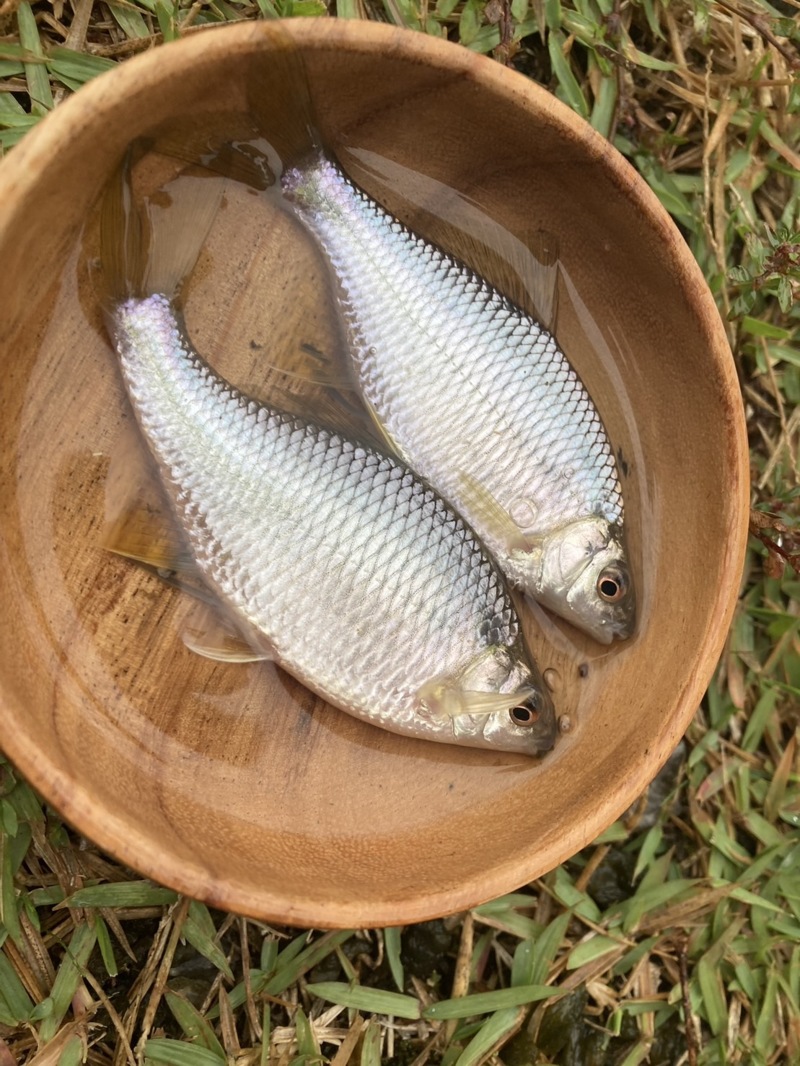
[10,132,652,867]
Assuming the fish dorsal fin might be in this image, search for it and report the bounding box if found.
[456,470,531,555]
[341,147,560,331]
[181,601,274,664]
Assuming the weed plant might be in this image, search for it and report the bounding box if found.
[0,0,798,1063]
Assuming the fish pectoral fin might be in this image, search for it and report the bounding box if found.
[456,470,531,554]
[418,673,535,720]
[181,601,274,664]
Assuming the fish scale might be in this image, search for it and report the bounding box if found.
[282,156,634,643]
[107,290,555,751]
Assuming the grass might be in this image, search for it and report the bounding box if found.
[1,0,799,1063]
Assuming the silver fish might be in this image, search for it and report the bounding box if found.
[99,159,557,755]
[280,156,635,645]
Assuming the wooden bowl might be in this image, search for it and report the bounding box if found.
[0,19,748,926]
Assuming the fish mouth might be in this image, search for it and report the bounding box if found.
[534,699,558,753]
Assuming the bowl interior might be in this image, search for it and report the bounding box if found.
[0,20,747,925]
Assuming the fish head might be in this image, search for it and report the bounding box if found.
[419,645,557,755]
[534,517,635,644]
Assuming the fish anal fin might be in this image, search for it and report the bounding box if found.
[103,501,195,575]
[249,337,359,393]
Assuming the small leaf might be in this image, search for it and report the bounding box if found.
[57,1035,84,1066]
[16,2,53,114]
[567,935,623,970]
[63,881,178,909]
[106,0,151,38]
[39,920,97,1042]
[360,1019,382,1066]
[741,316,792,340]
[294,1006,319,1057]
[144,1039,225,1065]
[383,926,404,992]
[548,30,589,118]
[454,1008,526,1066]
[423,984,560,1019]
[696,955,728,1036]
[166,991,226,1058]
[263,930,354,996]
[1,800,18,838]
[307,982,421,1019]
[95,914,118,978]
[777,277,793,315]
[0,948,34,1025]
[182,905,234,983]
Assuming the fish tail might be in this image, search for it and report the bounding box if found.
[99,144,224,308]
[242,23,323,173]
[138,25,323,199]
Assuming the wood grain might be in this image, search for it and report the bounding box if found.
[0,19,749,927]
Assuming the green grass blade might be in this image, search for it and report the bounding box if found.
[183,903,234,982]
[423,984,560,1020]
[384,926,404,992]
[0,948,34,1025]
[264,930,355,996]
[39,920,97,1042]
[166,990,226,1057]
[307,981,421,1019]
[58,1035,84,1066]
[47,47,116,91]
[144,1039,226,1065]
[106,0,152,38]
[0,828,21,947]
[360,1018,381,1066]
[547,30,589,119]
[95,914,118,978]
[454,1008,525,1066]
[16,2,52,115]
[63,881,178,908]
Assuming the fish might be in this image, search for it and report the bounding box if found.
[279,156,635,646]
[96,147,557,756]
[173,39,635,645]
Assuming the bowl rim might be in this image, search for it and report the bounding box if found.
[0,16,750,927]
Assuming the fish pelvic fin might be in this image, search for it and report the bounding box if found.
[418,676,539,719]
[181,600,275,664]
[456,470,531,555]
[99,144,224,308]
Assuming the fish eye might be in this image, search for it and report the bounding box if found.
[509,698,540,727]
[597,567,628,603]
